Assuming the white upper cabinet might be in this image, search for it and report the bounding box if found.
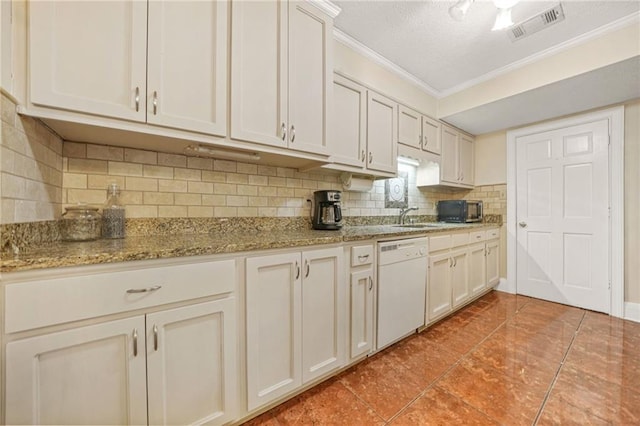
[367,91,398,174]
[398,105,441,154]
[330,75,367,168]
[28,0,228,136]
[147,1,227,135]
[29,1,147,122]
[422,115,441,154]
[440,124,474,188]
[231,0,333,156]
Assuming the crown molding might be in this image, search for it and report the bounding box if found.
[439,11,640,98]
[307,0,341,19]
[333,28,441,98]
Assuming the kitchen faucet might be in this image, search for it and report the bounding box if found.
[399,206,419,224]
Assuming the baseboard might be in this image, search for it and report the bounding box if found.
[495,278,513,293]
[624,302,640,323]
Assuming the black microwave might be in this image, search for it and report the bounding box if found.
[437,200,483,223]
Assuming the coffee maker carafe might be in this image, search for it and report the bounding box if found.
[312,190,343,230]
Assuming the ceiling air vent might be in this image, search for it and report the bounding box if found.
[508,3,565,42]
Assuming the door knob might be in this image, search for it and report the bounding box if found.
[519,222,527,228]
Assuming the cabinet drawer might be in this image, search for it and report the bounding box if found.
[486,228,499,240]
[351,245,374,267]
[469,230,486,243]
[5,259,236,334]
[451,232,469,247]
[429,234,451,252]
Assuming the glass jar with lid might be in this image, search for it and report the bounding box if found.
[60,205,102,241]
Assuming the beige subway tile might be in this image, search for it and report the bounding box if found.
[237,207,258,217]
[175,193,202,206]
[213,206,236,217]
[268,197,286,207]
[127,205,158,218]
[189,206,214,217]
[158,152,187,168]
[1,125,27,155]
[202,194,226,206]
[187,157,213,171]
[1,199,16,223]
[213,183,237,195]
[276,167,295,178]
[202,170,226,183]
[248,175,268,186]
[226,173,249,184]
[277,207,295,217]
[87,175,126,190]
[294,189,312,199]
[158,179,188,193]
[125,177,158,192]
[66,189,106,204]
[257,165,277,176]
[188,181,214,194]
[36,201,59,221]
[158,205,188,218]
[268,176,286,187]
[143,165,174,179]
[108,161,143,176]
[236,162,257,174]
[258,207,277,217]
[86,144,124,161]
[1,146,15,173]
[277,187,295,197]
[286,198,304,208]
[226,195,248,207]
[213,159,236,173]
[1,94,16,125]
[286,178,302,188]
[143,192,174,205]
[63,173,87,189]
[1,173,26,199]
[14,200,38,222]
[236,185,258,196]
[120,191,143,205]
[248,196,269,207]
[302,179,318,189]
[259,186,277,197]
[124,148,157,165]
[174,167,202,181]
[62,142,87,159]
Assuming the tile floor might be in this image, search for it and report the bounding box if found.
[242,291,640,425]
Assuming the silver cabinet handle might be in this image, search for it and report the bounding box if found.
[361,150,366,162]
[449,258,453,267]
[368,152,373,164]
[519,222,527,228]
[418,134,422,146]
[281,122,287,141]
[305,259,310,278]
[290,125,296,143]
[424,135,428,146]
[126,285,162,294]
[368,276,373,291]
[135,87,140,112]
[133,328,138,357]
[153,325,158,351]
[295,261,300,279]
[358,254,370,262]
[152,91,158,115]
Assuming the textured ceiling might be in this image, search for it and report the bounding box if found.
[333,1,640,94]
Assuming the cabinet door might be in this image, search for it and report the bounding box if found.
[301,247,345,383]
[422,116,441,154]
[246,252,301,411]
[147,299,237,426]
[366,91,398,174]
[451,249,470,308]
[147,1,227,136]
[6,317,147,425]
[230,0,287,147]
[29,1,147,121]
[469,243,487,296]
[350,268,374,359]
[331,75,367,167]
[428,252,452,321]
[459,133,475,186]
[486,239,500,286]
[398,105,422,149]
[288,1,332,155]
[440,125,459,183]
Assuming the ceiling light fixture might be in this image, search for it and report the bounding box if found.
[449,0,474,21]
[448,0,521,31]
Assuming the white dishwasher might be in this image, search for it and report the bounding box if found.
[376,237,428,350]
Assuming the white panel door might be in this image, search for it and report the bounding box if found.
[440,125,459,183]
[451,249,470,308]
[6,317,147,425]
[366,91,397,174]
[246,252,301,411]
[288,1,332,155]
[147,1,227,136]
[428,252,452,321]
[486,239,500,286]
[331,75,366,167]
[469,243,487,296]
[398,105,422,149]
[230,0,287,147]
[301,247,345,383]
[29,1,147,121]
[422,116,441,154]
[350,269,374,359]
[516,119,610,312]
[146,299,237,426]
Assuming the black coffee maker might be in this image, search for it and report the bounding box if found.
[312,190,343,230]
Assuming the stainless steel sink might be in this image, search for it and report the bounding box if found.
[392,223,441,229]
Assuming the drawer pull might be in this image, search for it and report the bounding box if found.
[305,260,310,278]
[153,325,158,351]
[133,328,138,357]
[358,254,370,262]
[295,261,300,280]
[126,285,162,294]
[368,276,373,291]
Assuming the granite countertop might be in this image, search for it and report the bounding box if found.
[0,222,496,273]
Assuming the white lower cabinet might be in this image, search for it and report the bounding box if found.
[486,237,500,286]
[428,252,453,321]
[469,242,488,296]
[245,246,345,411]
[451,248,469,308]
[348,244,375,360]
